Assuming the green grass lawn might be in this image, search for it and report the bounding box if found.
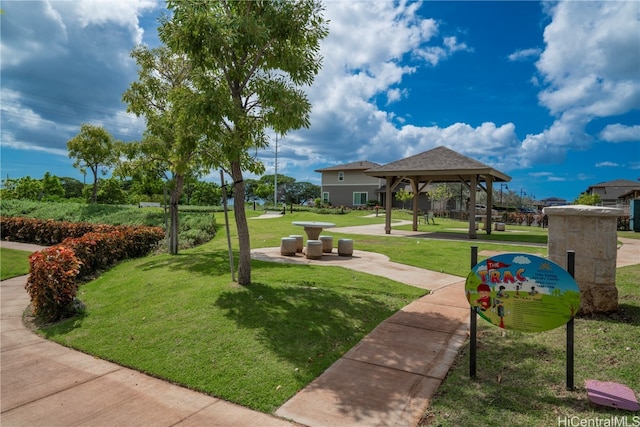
[421,263,640,426]
[0,248,31,280]
[20,207,639,421]
[40,247,426,413]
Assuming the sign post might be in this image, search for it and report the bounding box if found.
[469,246,478,380]
[466,251,580,388]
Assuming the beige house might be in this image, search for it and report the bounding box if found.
[314,161,381,207]
[585,179,639,207]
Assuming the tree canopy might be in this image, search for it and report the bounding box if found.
[121,45,207,254]
[67,124,116,203]
[160,0,328,284]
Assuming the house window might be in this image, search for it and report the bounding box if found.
[338,171,344,181]
[322,192,330,204]
[353,192,367,206]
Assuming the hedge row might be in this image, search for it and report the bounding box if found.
[1,217,164,321]
[1,216,121,245]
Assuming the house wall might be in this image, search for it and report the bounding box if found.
[321,170,383,207]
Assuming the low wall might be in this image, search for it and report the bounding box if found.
[543,205,623,314]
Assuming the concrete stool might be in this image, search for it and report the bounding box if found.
[319,235,333,253]
[305,239,323,259]
[289,234,304,252]
[280,237,297,256]
[494,222,506,231]
[338,238,353,257]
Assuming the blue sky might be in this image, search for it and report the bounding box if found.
[1,0,639,202]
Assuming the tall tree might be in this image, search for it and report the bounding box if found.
[67,124,116,203]
[14,176,42,200]
[395,188,413,209]
[41,172,65,199]
[426,184,454,211]
[161,0,328,285]
[121,45,205,254]
[58,177,84,199]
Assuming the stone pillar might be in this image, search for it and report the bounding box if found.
[543,205,623,314]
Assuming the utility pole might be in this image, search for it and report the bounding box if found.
[274,134,278,207]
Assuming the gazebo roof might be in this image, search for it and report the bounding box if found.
[364,146,511,182]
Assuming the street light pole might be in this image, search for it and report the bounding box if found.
[500,183,508,207]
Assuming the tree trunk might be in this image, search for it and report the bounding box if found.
[169,175,184,255]
[91,166,99,204]
[231,161,251,285]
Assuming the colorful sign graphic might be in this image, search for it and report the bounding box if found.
[465,253,580,332]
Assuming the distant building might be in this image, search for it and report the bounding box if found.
[314,161,381,207]
[619,188,640,202]
[584,179,639,206]
[540,197,569,207]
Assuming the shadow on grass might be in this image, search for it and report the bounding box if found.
[431,335,592,423]
[415,231,547,245]
[39,311,89,339]
[577,303,640,327]
[136,250,234,277]
[214,279,459,423]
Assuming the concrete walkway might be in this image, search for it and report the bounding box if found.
[1,229,638,427]
[254,248,467,427]
[1,243,297,427]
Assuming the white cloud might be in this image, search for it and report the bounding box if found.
[539,1,640,112]
[0,133,68,157]
[599,124,640,143]
[360,121,522,170]
[595,161,620,168]
[75,0,159,44]
[523,1,640,161]
[529,171,554,178]
[417,36,472,66]
[385,88,405,105]
[294,1,473,169]
[508,48,542,62]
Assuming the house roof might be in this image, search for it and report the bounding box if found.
[587,179,639,189]
[587,179,640,200]
[619,188,640,200]
[314,160,380,173]
[364,146,511,182]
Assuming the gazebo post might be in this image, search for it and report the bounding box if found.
[486,177,493,235]
[469,175,477,239]
[411,178,420,231]
[384,177,398,234]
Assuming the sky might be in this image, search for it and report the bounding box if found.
[1,0,639,202]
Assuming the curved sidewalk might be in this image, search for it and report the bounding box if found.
[1,242,296,427]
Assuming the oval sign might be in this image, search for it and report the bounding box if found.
[465,253,580,332]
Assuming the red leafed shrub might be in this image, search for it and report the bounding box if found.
[118,226,165,258]
[26,246,82,322]
[59,227,163,280]
[0,217,98,244]
[3,216,164,320]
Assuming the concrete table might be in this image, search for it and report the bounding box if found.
[292,221,336,241]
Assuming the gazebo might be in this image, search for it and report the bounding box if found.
[364,146,511,238]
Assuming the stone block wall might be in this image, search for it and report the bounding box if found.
[543,205,623,314]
